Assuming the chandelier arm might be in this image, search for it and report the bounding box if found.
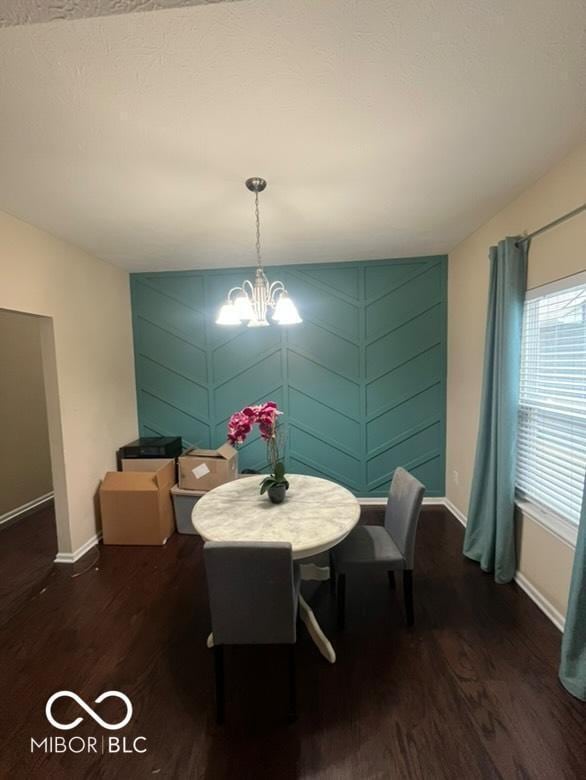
[241,279,254,297]
[226,286,244,301]
[268,280,286,307]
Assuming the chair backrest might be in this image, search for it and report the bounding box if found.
[384,468,425,569]
[204,541,297,645]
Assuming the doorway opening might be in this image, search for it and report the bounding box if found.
[0,309,66,623]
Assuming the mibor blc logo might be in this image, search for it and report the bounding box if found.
[46,691,133,731]
[30,691,147,755]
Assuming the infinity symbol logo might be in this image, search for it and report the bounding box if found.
[45,691,133,731]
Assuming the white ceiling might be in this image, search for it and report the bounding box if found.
[0,0,585,272]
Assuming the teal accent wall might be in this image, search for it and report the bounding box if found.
[130,256,447,496]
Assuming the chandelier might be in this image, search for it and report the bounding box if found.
[215,177,302,327]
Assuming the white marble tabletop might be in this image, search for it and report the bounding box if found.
[191,474,360,559]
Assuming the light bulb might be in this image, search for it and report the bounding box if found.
[273,294,302,325]
[215,302,241,325]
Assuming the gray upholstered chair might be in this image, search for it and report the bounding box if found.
[330,467,425,629]
[203,541,300,724]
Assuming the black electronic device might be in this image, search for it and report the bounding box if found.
[117,436,183,466]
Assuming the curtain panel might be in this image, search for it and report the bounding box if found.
[559,478,586,700]
[463,237,528,583]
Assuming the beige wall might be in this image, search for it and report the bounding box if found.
[0,310,52,516]
[447,141,586,620]
[0,210,138,554]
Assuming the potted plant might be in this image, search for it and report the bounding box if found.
[259,460,289,504]
[227,401,289,504]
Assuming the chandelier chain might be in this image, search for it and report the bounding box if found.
[254,190,262,267]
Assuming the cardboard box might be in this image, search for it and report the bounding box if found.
[171,484,206,535]
[100,459,176,545]
[178,443,238,491]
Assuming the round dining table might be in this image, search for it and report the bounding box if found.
[192,474,361,662]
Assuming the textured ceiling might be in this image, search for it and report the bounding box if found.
[0,1,237,27]
[0,0,585,272]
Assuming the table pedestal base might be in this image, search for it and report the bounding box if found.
[299,562,331,582]
[298,594,336,663]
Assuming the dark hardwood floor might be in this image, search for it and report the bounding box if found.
[0,505,583,779]
[0,502,57,627]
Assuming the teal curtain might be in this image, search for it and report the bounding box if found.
[559,478,586,700]
[463,237,528,583]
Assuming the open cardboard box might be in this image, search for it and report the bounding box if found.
[178,443,238,491]
[99,458,175,545]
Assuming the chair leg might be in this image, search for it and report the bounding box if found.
[213,645,225,725]
[337,573,346,630]
[387,571,396,590]
[287,645,297,722]
[403,570,414,627]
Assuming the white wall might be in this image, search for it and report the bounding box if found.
[0,210,138,555]
[447,142,586,620]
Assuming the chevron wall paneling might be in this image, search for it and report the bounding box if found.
[130,256,447,496]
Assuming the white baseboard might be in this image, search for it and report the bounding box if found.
[514,571,565,632]
[444,498,468,527]
[55,532,101,565]
[441,497,564,633]
[0,491,54,528]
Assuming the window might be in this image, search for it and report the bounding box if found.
[517,272,586,528]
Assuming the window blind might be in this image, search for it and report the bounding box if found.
[517,274,586,525]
